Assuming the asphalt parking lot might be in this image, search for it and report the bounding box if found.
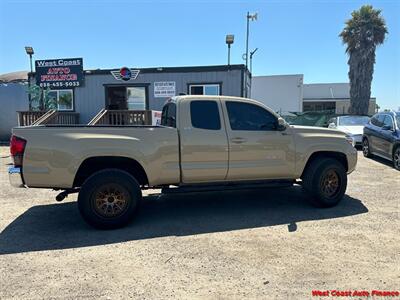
[0,145,399,299]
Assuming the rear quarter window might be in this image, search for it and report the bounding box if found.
[190,100,221,130]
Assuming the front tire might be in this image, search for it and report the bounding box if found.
[362,138,373,158]
[78,169,142,229]
[302,158,347,208]
[393,147,400,171]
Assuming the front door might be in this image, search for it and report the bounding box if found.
[222,100,295,180]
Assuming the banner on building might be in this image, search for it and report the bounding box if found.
[154,81,176,98]
[35,58,84,89]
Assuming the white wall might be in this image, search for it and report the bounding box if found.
[251,75,303,114]
[303,83,350,99]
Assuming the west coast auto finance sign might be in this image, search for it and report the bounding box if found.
[35,58,84,88]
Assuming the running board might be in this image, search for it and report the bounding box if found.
[161,180,294,194]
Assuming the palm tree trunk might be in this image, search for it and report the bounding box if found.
[348,48,375,115]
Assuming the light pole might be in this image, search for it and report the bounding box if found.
[225,34,234,66]
[25,46,34,74]
[244,12,257,97]
[25,46,34,110]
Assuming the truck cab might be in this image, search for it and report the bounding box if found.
[161,96,296,183]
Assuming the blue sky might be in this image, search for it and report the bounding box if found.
[0,0,399,109]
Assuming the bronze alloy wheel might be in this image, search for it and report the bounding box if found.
[93,183,129,218]
[320,169,340,198]
[394,148,400,170]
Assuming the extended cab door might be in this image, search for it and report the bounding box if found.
[222,99,296,180]
[179,99,229,183]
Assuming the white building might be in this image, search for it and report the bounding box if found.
[252,75,376,115]
[251,75,303,114]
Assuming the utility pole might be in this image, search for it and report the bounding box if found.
[244,12,257,97]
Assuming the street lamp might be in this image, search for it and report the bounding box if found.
[225,34,234,66]
[25,46,34,73]
[25,46,34,110]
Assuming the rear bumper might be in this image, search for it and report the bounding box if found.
[8,167,25,188]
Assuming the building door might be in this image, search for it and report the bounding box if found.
[107,86,127,110]
[106,86,147,110]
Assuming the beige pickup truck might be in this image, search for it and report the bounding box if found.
[9,96,357,229]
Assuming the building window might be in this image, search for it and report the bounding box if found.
[47,89,74,111]
[127,87,146,110]
[189,84,220,96]
[303,101,335,112]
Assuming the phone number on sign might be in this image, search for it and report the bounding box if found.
[39,82,80,88]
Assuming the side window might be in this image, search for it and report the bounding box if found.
[383,115,394,129]
[190,101,221,130]
[226,101,277,131]
[376,114,386,127]
[371,114,383,127]
[161,103,176,127]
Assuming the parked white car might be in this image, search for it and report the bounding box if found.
[328,115,370,147]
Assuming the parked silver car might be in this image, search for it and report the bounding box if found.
[328,115,370,147]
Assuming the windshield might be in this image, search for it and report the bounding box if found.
[338,116,370,126]
[396,113,400,129]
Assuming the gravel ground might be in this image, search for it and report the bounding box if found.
[0,145,399,299]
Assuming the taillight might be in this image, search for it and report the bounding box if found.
[10,135,26,167]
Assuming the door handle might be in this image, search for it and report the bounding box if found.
[231,137,247,144]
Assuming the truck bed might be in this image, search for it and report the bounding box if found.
[13,125,180,188]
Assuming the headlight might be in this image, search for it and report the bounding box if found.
[345,135,355,147]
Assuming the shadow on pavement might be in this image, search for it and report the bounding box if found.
[0,186,368,255]
[369,156,394,168]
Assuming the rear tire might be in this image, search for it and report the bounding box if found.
[393,146,400,171]
[78,169,142,229]
[362,138,373,158]
[302,158,347,208]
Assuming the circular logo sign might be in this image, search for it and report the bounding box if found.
[119,67,131,81]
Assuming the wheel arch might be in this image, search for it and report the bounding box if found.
[301,151,348,179]
[392,142,400,154]
[73,156,149,187]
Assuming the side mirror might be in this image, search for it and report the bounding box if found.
[328,122,336,129]
[277,117,286,131]
[382,125,393,131]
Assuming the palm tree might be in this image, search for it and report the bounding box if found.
[340,5,387,115]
